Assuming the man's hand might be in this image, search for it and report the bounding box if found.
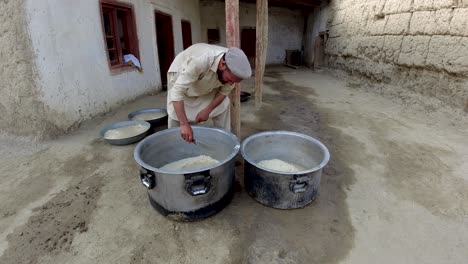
[195,108,211,124]
[180,124,194,143]
[172,101,193,143]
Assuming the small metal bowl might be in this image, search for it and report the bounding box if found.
[100,120,151,146]
[128,108,168,127]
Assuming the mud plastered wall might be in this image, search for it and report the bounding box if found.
[323,0,468,112]
[0,0,51,138]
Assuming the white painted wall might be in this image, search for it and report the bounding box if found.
[199,0,304,65]
[150,0,203,55]
[25,0,201,131]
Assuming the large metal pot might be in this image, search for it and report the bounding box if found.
[134,126,240,221]
[241,131,330,209]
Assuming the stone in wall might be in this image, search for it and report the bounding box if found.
[368,0,388,14]
[330,2,372,32]
[325,38,339,56]
[326,37,350,56]
[346,2,372,24]
[343,37,360,58]
[328,23,349,38]
[397,36,431,67]
[367,16,389,36]
[413,0,455,11]
[399,68,468,105]
[409,9,453,35]
[330,9,348,26]
[409,11,432,35]
[328,55,394,83]
[426,36,468,74]
[382,35,403,63]
[432,9,453,35]
[346,57,371,76]
[450,8,468,36]
[359,36,385,61]
[382,0,412,14]
[347,21,364,37]
[384,13,412,35]
[430,0,456,9]
[413,0,431,10]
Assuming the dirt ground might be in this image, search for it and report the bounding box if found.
[0,67,467,264]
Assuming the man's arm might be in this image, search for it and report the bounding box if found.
[173,101,193,143]
[194,83,235,123]
[169,56,210,143]
[195,93,226,124]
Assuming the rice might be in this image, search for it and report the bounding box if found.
[257,159,306,172]
[160,155,219,171]
[104,124,147,139]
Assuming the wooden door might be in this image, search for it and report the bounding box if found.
[181,20,192,50]
[155,11,174,89]
[313,35,325,69]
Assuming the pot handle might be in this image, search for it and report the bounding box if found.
[185,173,211,196]
[289,175,310,193]
[140,168,156,189]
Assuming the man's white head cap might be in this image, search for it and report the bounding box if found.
[225,47,252,80]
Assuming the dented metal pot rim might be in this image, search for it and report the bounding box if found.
[241,130,330,175]
[134,126,240,175]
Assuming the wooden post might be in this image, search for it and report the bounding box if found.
[225,0,241,138]
[255,0,268,108]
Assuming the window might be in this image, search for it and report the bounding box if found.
[100,1,139,69]
[207,29,220,44]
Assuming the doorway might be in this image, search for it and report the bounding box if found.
[313,34,326,70]
[155,11,174,90]
[181,20,192,50]
[241,28,256,67]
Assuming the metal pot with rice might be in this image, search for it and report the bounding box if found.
[134,126,240,221]
[241,131,330,209]
[100,120,151,145]
[128,108,168,131]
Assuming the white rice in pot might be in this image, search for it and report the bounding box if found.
[257,159,306,172]
[160,155,219,171]
[104,124,147,140]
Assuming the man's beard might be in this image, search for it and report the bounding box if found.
[217,69,228,84]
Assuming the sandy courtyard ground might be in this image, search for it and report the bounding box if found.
[0,67,467,264]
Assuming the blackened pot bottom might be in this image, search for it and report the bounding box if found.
[147,187,234,222]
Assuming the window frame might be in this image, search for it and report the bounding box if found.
[99,0,140,74]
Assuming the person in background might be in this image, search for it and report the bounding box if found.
[166,43,251,143]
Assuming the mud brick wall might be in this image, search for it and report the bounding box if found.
[325,0,468,112]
